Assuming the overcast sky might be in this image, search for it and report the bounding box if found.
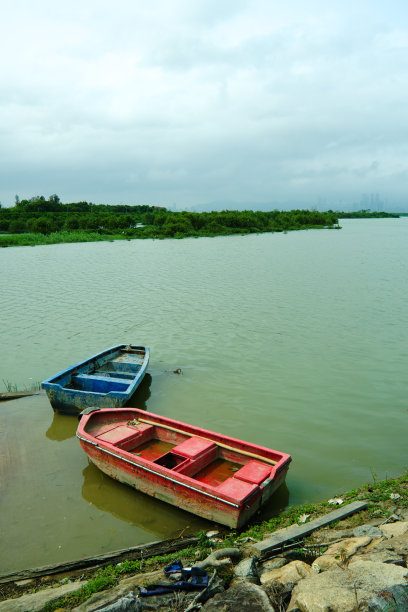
[1,1,407,210]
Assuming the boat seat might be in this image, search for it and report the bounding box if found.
[172,437,216,460]
[111,355,144,365]
[100,361,142,374]
[94,370,134,379]
[97,423,154,448]
[171,437,218,477]
[77,373,129,384]
[233,461,271,485]
[216,478,259,503]
[72,374,130,393]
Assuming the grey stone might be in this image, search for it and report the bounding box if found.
[233,557,259,584]
[137,591,196,610]
[260,560,311,588]
[95,592,142,611]
[14,579,34,587]
[288,560,408,612]
[260,557,288,571]
[353,550,405,566]
[368,584,408,611]
[76,589,196,612]
[310,528,354,544]
[367,532,408,561]
[195,575,225,604]
[0,580,84,612]
[380,521,408,539]
[353,525,383,538]
[202,582,275,611]
[74,570,164,611]
[311,536,372,572]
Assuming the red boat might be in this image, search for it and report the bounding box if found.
[76,408,291,528]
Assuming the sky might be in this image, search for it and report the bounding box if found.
[1,0,407,211]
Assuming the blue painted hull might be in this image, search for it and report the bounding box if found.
[41,345,150,415]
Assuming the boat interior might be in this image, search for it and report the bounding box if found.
[63,348,146,393]
[84,414,278,500]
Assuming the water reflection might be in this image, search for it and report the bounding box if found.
[81,462,210,537]
[80,463,289,536]
[255,484,290,524]
[125,373,152,409]
[46,412,78,441]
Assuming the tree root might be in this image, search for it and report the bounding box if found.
[195,548,242,570]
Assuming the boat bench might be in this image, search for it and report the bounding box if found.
[214,461,272,502]
[150,439,268,503]
[153,437,218,477]
[94,370,135,380]
[111,355,144,368]
[97,423,154,449]
[72,374,131,393]
[98,361,142,374]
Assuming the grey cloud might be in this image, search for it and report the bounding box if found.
[0,1,407,210]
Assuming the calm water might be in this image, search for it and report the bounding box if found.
[0,219,407,572]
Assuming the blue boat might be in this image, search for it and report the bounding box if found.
[42,345,150,415]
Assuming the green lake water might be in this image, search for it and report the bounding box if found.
[0,218,407,572]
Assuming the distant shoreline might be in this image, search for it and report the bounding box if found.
[0,196,401,248]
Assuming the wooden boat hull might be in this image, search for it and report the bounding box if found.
[42,345,149,415]
[77,408,291,528]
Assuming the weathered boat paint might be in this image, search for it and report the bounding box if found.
[42,345,149,415]
[76,408,291,528]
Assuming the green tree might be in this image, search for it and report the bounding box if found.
[8,218,27,233]
[28,217,53,234]
[64,215,80,230]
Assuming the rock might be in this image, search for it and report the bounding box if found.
[362,533,408,564]
[288,560,408,611]
[312,536,372,572]
[309,528,353,544]
[260,560,311,588]
[0,580,84,612]
[368,584,408,611]
[136,592,197,610]
[76,588,196,612]
[352,550,405,566]
[14,578,34,587]
[353,525,383,538]
[380,521,408,539]
[74,571,164,611]
[206,530,219,538]
[233,557,259,584]
[326,536,373,557]
[194,574,225,605]
[260,557,288,572]
[94,592,142,611]
[201,582,275,611]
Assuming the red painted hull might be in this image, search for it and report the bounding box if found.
[77,408,291,528]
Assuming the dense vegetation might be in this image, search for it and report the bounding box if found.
[337,210,400,218]
[0,195,340,246]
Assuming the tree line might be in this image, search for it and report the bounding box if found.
[336,210,399,218]
[0,195,340,240]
